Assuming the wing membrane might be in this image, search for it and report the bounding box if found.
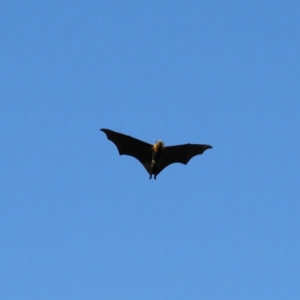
[156,143,212,175]
[101,128,153,174]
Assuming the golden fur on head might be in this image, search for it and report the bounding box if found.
[153,140,165,152]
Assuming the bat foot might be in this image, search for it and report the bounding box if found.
[149,175,152,179]
[154,175,156,180]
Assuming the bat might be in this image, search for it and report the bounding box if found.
[100,128,212,179]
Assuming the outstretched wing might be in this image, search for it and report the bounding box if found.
[156,143,212,175]
[100,128,153,174]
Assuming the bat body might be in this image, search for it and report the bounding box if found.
[100,128,212,179]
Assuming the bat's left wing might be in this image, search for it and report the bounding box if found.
[101,128,153,175]
[156,143,212,176]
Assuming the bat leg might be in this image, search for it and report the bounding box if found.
[149,174,152,179]
[154,175,156,180]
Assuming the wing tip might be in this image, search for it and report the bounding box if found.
[205,145,213,152]
[100,128,110,135]
[100,128,112,140]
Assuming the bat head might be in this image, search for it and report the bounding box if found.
[153,140,165,152]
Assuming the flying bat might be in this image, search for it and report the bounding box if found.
[100,128,212,179]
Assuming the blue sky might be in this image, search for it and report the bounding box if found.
[1,1,299,299]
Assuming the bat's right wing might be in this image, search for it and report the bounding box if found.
[156,143,212,176]
[100,128,153,174]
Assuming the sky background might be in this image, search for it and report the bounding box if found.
[1,1,299,299]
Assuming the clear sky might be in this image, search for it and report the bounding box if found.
[1,1,299,299]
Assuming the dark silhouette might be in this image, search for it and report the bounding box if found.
[101,128,212,179]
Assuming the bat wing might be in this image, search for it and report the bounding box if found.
[156,143,212,176]
[100,128,153,175]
